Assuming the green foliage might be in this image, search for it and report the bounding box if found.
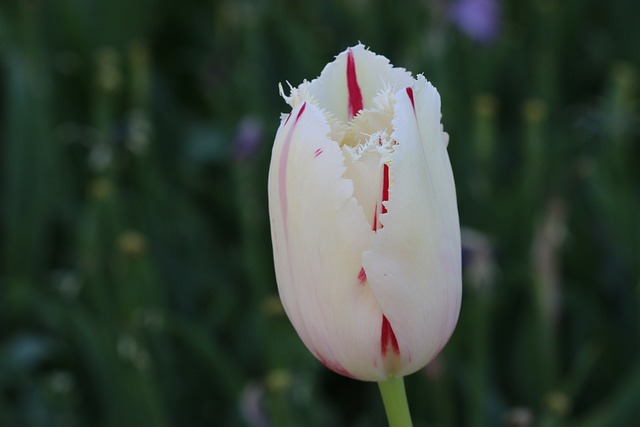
[1,0,639,426]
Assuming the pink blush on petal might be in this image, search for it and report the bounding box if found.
[315,352,356,379]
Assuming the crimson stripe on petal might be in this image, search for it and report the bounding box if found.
[406,87,415,112]
[381,315,400,357]
[372,203,378,231]
[381,164,389,215]
[295,102,307,122]
[358,267,367,285]
[346,49,364,119]
[372,164,390,231]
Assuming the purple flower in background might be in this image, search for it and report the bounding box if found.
[450,0,501,44]
[233,117,264,161]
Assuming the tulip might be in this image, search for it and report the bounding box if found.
[268,45,461,384]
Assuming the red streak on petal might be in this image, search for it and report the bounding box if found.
[295,102,307,123]
[346,49,364,119]
[372,164,390,231]
[381,164,389,214]
[372,203,378,231]
[381,315,400,357]
[406,87,415,111]
[357,267,367,285]
[313,148,323,158]
[278,103,307,238]
[284,113,292,125]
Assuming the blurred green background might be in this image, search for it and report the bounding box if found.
[1,0,639,426]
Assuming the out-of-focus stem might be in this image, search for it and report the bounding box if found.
[522,98,547,205]
[471,93,497,202]
[462,229,495,427]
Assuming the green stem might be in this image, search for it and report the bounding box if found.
[378,377,413,427]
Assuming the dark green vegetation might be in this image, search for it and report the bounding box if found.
[1,0,639,426]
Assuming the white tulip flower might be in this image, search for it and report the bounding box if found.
[268,44,461,382]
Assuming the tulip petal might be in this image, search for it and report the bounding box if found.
[362,77,462,376]
[268,101,392,380]
[342,143,386,231]
[304,44,414,123]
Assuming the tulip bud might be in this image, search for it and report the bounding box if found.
[268,45,461,381]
